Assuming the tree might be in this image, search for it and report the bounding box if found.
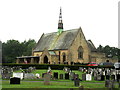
[2,39,36,63]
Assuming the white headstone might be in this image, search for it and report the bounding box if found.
[86,74,92,81]
[13,73,23,79]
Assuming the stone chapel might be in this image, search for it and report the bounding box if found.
[16,8,108,65]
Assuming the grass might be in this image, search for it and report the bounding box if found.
[2,80,119,89]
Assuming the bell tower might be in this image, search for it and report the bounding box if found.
[57,7,63,35]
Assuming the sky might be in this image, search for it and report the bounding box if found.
[0,0,119,48]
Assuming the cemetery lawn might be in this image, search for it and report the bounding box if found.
[2,80,119,89]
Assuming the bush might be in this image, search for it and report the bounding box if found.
[2,63,114,70]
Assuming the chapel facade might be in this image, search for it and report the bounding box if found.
[16,8,109,65]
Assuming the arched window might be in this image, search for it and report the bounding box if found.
[78,46,84,59]
[62,53,66,63]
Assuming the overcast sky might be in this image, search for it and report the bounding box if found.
[0,0,119,48]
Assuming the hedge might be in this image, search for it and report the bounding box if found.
[2,63,114,70]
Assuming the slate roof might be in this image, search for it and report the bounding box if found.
[33,28,97,52]
[33,29,79,51]
[87,40,97,52]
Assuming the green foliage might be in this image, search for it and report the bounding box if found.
[2,39,36,63]
[97,45,119,60]
[2,63,114,69]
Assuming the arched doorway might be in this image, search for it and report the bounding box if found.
[44,56,48,64]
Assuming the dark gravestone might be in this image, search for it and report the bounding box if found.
[65,73,69,79]
[59,74,63,79]
[106,75,110,80]
[74,78,80,87]
[105,80,109,87]
[101,75,105,81]
[54,72,58,79]
[10,77,20,84]
[117,74,120,82]
[82,73,86,81]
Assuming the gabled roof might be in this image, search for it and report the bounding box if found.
[33,28,97,52]
[87,40,97,52]
[33,29,79,51]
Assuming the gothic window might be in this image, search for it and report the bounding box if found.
[62,52,66,62]
[78,46,84,59]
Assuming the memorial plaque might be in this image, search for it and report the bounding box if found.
[10,77,20,84]
[44,74,51,85]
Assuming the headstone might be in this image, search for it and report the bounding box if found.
[44,73,51,85]
[96,75,101,81]
[13,73,23,80]
[86,74,92,81]
[117,74,120,82]
[59,74,63,79]
[74,77,80,87]
[69,72,75,80]
[65,73,69,79]
[101,75,105,81]
[54,72,58,79]
[10,77,20,84]
[24,73,35,79]
[105,80,109,87]
[82,73,86,81]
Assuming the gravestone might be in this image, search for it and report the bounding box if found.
[97,75,102,81]
[44,73,51,85]
[65,73,69,79]
[13,73,23,80]
[101,75,105,81]
[82,73,86,81]
[24,73,35,79]
[86,74,92,81]
[59,74,63,79]
[54,72,58,79]
[74,77,80,87]
[117,74,120,82]
[10,77,20,84]
[69,72,75,80]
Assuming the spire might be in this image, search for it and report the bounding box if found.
[57,7,63,35]
[58,7,63,29]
